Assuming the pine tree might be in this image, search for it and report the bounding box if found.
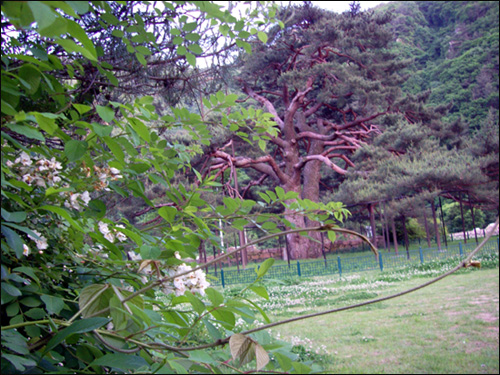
[210,3,409,259]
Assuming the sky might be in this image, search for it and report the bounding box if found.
[293,1,391,13]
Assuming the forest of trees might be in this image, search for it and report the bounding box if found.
[1,1,498,373]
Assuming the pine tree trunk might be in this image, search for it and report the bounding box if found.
[284,207,311,259]
[391,216,399,255]
[423,206,432,248]
[431,200,442,250]
[302,139,324,258]
[369,203,377,247]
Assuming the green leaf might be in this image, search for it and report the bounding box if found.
[90,353,147,370]
[184,291,206,314]
[202,318,221,341]
[223,197,240,214]
[64,139,88,162]
[112,29,124,38]
[96,105,115,123]
[183,22,198,32]
[44,317,110,354]
[1,209,27,223]
[27,2,56,34]
[102,136,124,164]
[158,206,177,223]
[6,124,45,142]
[188,43,203,55]
[274,352,292,372]
[38,205,84,232]
[188,350,218,365]
[91,122,113,137]
[33,113,58,135]
[1,283,22,297]
[128,118,150,142]
[256,258,275,278]
[210,308,235,329]
[2,354,36,372]
[275,186,285,199]
[135,46,152,55]
[1,225,24,258]
[135,52,147,66]
[41,294,64,315]
[249,286,269,300]
[139,245,161,259]
[327,230,336,243]
[73,103,92,115]
[177,45,187,55]
[78,284,112,318]
[13,267,40,287]
[262,221,277,231]
[205,288,224,307]
[257,31,268,44]
[66,20,97,60]
[57,38,97,61]
[257,192,270,204]
[259,139,266,152]
[186,52,196,67]
[292,361,311,374]
[67,1,89,15]
[19,65,41,94]
[24,308,45,319]
[109,295,128,331]
[185,32,201,42]
[231,218,248,231]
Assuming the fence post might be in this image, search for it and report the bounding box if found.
[419,247,424,264]
[221,268,225,288]
[297,261,301,277]
[459,242,463,257]
[379,253,383,271]
[337,256,342,277]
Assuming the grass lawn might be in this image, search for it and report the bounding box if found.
[267,268,499,374]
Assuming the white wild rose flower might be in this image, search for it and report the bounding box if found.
[28,230,48,250]
[23,244,30,256]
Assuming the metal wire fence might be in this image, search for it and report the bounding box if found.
[208,237,499,287]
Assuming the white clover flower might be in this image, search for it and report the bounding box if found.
[6,160,14,167]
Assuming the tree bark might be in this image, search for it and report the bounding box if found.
[431,200,442,250]
[391,215,399,255]
[302,137,325,258]
[369,203,377,247]
[422,206,432,248]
